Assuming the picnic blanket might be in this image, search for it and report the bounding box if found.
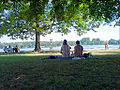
[45,55,73,59]
[43,52,93,60]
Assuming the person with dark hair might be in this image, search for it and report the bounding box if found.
[74,40,83,57]
[13,45,20,52]
[3,46,8,53]
[60,39,71,58]
[8,45,13,53]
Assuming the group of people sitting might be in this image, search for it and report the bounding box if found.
[3,40,90,59]
[45,39,91,60]
[3,45,20,53]
[60,39,84,58]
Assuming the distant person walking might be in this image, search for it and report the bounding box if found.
[105,41,109,49]
[60,39,71,58]
[74,40,83,57]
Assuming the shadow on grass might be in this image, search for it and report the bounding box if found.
[0,50,120,89]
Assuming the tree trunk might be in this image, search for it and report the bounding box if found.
[34,30,41,52]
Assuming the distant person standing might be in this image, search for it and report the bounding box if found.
[74,40,83,57]
[105,41,109,49]
[60,39,71,58]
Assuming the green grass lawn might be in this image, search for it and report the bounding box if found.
[0,49,120,89]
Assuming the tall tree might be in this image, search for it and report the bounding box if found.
[0,0,119,51]
[0,0,52,51]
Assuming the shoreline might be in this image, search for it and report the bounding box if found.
[0,49,120,56]
[0,45,120,52]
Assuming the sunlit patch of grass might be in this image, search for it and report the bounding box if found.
[86,49,120,55]
[0,51,61,56]
[0,49,120,56]
[0,53,61,56]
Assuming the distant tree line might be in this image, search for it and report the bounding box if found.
[80,38,119,45]
[0,38,119,49]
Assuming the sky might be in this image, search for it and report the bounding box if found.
[0,24,119,43]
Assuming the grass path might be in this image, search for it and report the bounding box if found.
[0,49,120,89]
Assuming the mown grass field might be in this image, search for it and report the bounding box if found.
[0,49,120,89]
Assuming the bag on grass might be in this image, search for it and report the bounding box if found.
[46,55,58,59]
[83,52,92,58]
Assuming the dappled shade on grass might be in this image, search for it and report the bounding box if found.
[0,49,120,89]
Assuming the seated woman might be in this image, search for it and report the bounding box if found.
[13,45,20,52]
[7,45,13,53]
[74,40,83,57]
[60,39,71,58]
[3,46,8,53]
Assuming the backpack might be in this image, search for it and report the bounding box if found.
[49,55,58,59]
[83,53,92,58]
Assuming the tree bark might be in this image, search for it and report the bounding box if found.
[34,30,41,52]
[34,13,41,52]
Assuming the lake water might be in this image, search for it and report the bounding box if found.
[0,45,119,52]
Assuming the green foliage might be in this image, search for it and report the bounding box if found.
[0,0,52,39]
[51,0,120,35]
[81,38,90,45]
[0,0,119,51]
[108,39,118,45]
[0,0,119,38]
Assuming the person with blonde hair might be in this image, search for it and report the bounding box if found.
[60,39,71,58]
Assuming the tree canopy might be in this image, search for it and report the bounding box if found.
[0,0,120,51]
